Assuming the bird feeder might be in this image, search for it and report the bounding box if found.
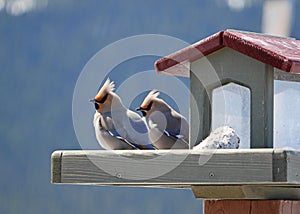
[52,30,300,210]
[155,29,300,149]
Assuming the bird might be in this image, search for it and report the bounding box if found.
[193,126,240,150]
[90,78,156,150]
[136,90,189,149]
[92,112,137,150]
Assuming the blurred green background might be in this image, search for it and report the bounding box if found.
[1,0,299,213]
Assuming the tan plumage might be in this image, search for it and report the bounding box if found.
[93,112,136,150]
[147,120,189,149]
[137,90,189,149]
[94,79,115,102]
[140,89,160,110]
[91,79,156,150]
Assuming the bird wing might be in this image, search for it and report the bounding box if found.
[101,110,155,149]
[97,129,137,150]
[165,110,189,141]
[93,112,137,150]
[148,122,188,149]
[147,110,189,141]
[120,110,155,149]
[127,110,149,133]
[100,112,115,130]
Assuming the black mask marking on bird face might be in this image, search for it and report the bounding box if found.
[97,93,108,104]
[141,110,147,117]
[136,101,153,117]
[94,103,99,110]
[145,101,153,111]
[92,94,108,110]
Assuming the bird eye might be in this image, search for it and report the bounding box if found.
[94,103,99,110]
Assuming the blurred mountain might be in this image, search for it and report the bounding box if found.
[0,0,299,213]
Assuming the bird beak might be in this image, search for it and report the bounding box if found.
[90,99,100,110]
[136,107,147,117]
[135,107,143,111]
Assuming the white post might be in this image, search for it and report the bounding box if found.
[262,0,293,37]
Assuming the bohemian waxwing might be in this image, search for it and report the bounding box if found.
[90,79,156,150]
[137,90,189,149]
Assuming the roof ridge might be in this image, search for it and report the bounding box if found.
[155,29,300,74]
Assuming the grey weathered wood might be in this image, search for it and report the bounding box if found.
[287,150,300,182]
[275,68,300,82]
[54,149,272,184]
[51,151,62,183]
[190,71,211,145]
[51,149,300,199]
[51,149,299,184]
[272,149,287,182]
[192,185,300,199]
[190,47,274,148]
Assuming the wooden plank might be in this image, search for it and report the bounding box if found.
[52,149,274,185]
[273,150,287,182]
[275,68,300,82]
[51,149,300,199]
[190,70,211,145]
[287,150,300,182]
[203,200,300,214]
[51,151,62,183]
[192,185,300,199]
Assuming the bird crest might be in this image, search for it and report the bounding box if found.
[141,89,160,109]
[95,78,115,101]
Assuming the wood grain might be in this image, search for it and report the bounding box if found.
[53,149,272,184]
[51,149,300,199]
[203,200,300,214]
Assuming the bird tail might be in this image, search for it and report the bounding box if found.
[131,143,157,150]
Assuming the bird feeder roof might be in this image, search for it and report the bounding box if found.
[155,30,300,75]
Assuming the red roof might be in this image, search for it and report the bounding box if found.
[155,30,300,75]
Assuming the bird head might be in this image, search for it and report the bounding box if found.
[90,78,115,113]
[136,89,169,117]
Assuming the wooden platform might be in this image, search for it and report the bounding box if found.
[51,149,300,199]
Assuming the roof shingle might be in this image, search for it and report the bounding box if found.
[155,30,300,74]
